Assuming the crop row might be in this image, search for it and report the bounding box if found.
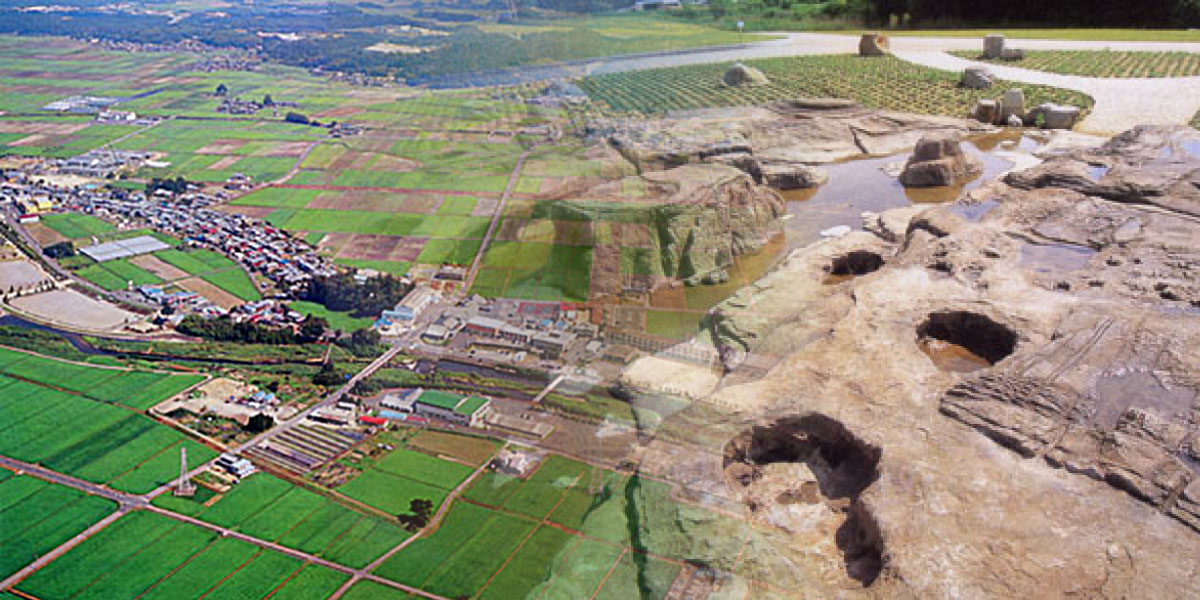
[953,50,1200,78]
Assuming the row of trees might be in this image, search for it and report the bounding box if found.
[177,314,326,344]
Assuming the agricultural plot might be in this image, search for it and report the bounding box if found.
[952,49,1200,78]
[288,300,374,331]
[0,476,117,580]
[151,472,410,569]
[473,242,593,302]
[40,213,115,239]
[338,440,475,516]
[578,55,1093,117]
[406,430,500,466]
[14,511,318,600]
[0,351,214,493]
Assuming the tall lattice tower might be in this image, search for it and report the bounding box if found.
[173,446,196,497]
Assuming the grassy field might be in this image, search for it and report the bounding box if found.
[40,213,115,239]
[0,475,117,580]
[151,472,410,568]
[951,49,1200,77]
[579,54,1093,116]
[288,300,374,331]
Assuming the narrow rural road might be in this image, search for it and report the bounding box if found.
[462,143,541,295]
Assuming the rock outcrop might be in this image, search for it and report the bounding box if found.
[723,63,769,86]
[898,133,984,187]
[592,99,993,178]
[629,124,1200,598]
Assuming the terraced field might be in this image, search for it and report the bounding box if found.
[578,54,1094,117]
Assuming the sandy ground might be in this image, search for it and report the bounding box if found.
[620,355,722,400]
[24,222,68,247]
[10,288,137,331]
[0,260,51,290]
[176,277,244,310]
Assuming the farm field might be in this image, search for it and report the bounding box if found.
[0,475,117,580]
[336,432,479,516]
[951,49,1200,77]
[373,453,763,598]
[844,28,1200,42]
[151,472,410,568]
[0,348,213,493]
[578,54,1094,116]
[288,300,374,331]
[12,510,337,600]
[65,240,261,303]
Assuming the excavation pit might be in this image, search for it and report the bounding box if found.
[823,251,885,284]
[724,415,884,585]
[917,310,1017,371]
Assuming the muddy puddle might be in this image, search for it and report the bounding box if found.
[779,131,1038,252]
[917,338,993,373]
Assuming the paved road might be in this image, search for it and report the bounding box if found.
[0,455,146,509]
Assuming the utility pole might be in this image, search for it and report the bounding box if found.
[173,446,196,497]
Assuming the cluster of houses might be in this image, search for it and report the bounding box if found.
[63,184,338,296]
[216,96,298,116]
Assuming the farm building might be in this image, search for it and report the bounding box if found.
[383,388,491,427]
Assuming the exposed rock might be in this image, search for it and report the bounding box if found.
[999,88,1026,122]
[858,33,890,57]
[592,100,994,173]
[960,66,994,90]
[563,163,784,294]
[1006,124,1200,217]
[759,162,829,189]
[972,98,999,124]
[983,33,1006,59]
[723,63,769,87]
[1029,102,1081,129]
[898,133,984,187]
[656,124,1200,597]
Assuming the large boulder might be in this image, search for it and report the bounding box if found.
[859,33,890,57]
[1029,103,1081,129]
[983,34,1005,59]
[999,88,1026,122]
[960,66,994,90]
[723,63,769,87]
[899,133,984,187]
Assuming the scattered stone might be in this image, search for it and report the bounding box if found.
[972,99,999,124]
[1006,114,1024,127]
[960,66,994,90]
[723,63,770,87]
[859,33,890,57]
[999,48,1026,61]
[899,133,984,187]
[1029,103,1082,130]
[999,88,1026,122]
[983,34,1006,59]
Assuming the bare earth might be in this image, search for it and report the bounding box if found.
[10,288,136,331]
